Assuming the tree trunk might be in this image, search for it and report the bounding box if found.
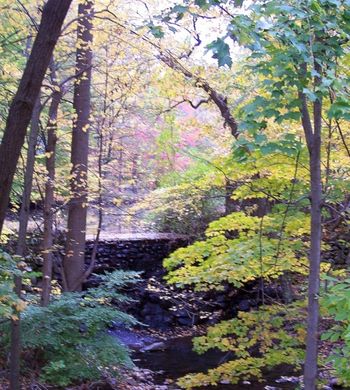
[41,89,61,306]
[63,0,93,292]
[0,0,72,235]
[9,277,21,390]
[224,179,237,215]
[300,66,323,389]
[16,98,41,255]
[118,140,124,188]
[10,96,41,390]
[304,132,322,390]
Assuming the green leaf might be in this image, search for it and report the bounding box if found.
[328,99,350,120]
[172,5,189,20]
[302,88,317,102]
[254,133,267,143]
[276,111,301,123]
[310,0,324,13]
[172,5,189,13]
[195,0,222,10]
[206,38,232,68]
[195,0,210,10]
[148,24,164,39]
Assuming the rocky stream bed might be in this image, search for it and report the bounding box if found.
[113,328,302,390]
[82,235,309,390]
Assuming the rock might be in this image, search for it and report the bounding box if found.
[112,328,160,351]
[141,302,163,316]
[177,316,193,326]
[141,302,174,327]
[144,313,173,328]
[238,299,251,312]
[127,341,145,350]
[275,376,300,384]
[329,378,343,388]
[89,381,115,389]
[174,308,194,326]
[141,341,166,352]
[126,378,139,386]
[147,292,161,304]
[216,294,227,308]
[239,299,252,311]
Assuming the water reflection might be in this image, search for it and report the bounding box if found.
[133,336,298,390]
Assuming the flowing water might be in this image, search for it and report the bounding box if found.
[133,336,298,389]
[114,329,299,389]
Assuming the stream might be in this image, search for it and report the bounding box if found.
[113,329,299,389]
[134,336,298,389]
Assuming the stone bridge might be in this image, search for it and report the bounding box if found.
[84,233,255,328]
[85,233,190,277]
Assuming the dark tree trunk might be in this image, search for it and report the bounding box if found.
[63,0,93,292]
[16,97,41,255]
[10,96,41,390]
[224,179,238,215]
[41,88,61,306]
[0,0,72,235]
[9,277,21,390]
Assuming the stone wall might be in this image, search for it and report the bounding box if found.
[84,234,259,329]
[85,233,189,278]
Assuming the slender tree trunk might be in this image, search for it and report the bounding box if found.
[118,140,124,188]
[0,0,72,235]
[301,64,323,389]
[70,129,103,291]
[41,89,61,306]
[63,0,93,292]
[304,128,322,390]
[224,178,237,215]
[131,154,138,193]
[10,97,41,390]
[9,277,21,390]
[16,98,41,255]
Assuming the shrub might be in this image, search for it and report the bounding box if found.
[0,270,139,387]
[321,276,350,385]
[0,250,25,320]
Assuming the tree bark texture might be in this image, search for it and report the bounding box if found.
[63,0,93,292]
[9,277,21,390]
[0,0,72,235]
[303,123,322,390]
[41,89,61,306]
[10,96,41,390]
[16,97,41,256]
[300,65,323,389]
